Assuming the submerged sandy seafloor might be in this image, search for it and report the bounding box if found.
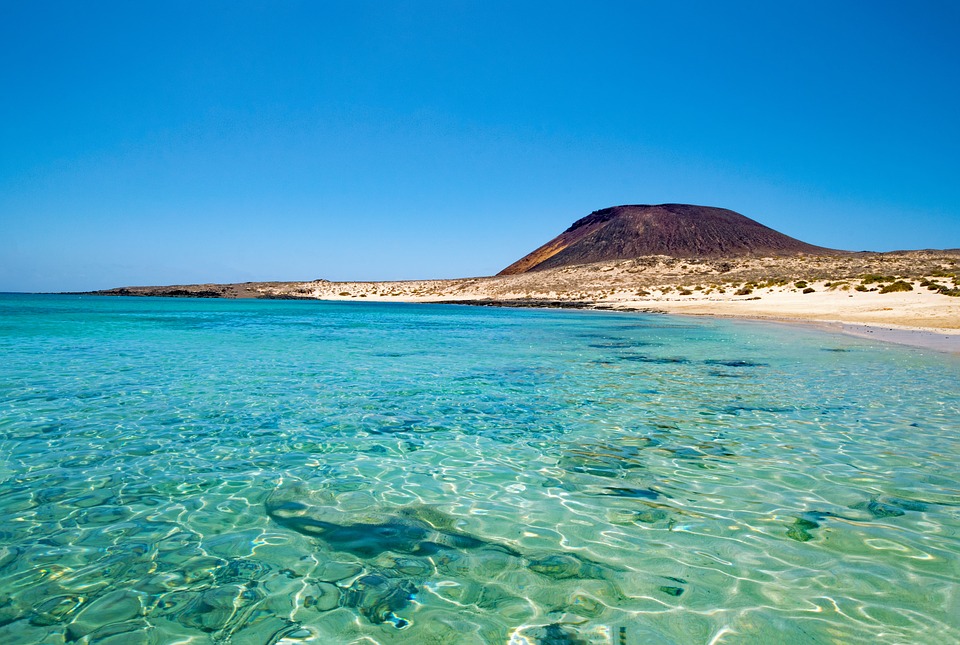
[1,295,958,643]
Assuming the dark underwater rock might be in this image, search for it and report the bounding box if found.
[265,498,521,558]
[342,574,416,627]
[610,508,672,525]
[786,517,819,542]
[785,509,862,542]
[617,354,690,364]
[703,359,768,368]
[586,340,662,349]
[527,553,612,581]
[214,559,269,586]
[881,497,930,512]
[851,499,906,518]
[598,487,661,500]
[303,582,340,612]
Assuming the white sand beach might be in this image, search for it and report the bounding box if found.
[95,252,960,353]
[249,255,960,353]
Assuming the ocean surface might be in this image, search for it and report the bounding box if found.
[0,294,958,644]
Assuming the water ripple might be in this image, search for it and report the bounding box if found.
[0,295,958,643]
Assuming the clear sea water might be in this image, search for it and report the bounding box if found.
[0,294,958,645]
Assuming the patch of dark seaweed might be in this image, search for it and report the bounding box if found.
[785,498,930,543]
[597,487,661,500]
[586,340,663,349]
[527,552,621,581]
[616,508,672,525]
[881,496,933,512]
[616,354,690,365]
[722,405,794,415]
[786,517,821,542]
[850,498,906,518]
[703,359,768,368]
[265,501,521,559]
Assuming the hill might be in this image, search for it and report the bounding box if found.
[499,204,841,275]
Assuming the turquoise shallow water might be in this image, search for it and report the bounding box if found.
[0,294,958,644]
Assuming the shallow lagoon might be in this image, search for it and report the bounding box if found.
[0,294,958,644]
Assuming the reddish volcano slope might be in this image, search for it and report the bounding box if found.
[499,204,840,275]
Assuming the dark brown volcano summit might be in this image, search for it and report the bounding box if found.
[499,204,840,275]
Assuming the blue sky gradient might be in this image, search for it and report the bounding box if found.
[2,1,958,291]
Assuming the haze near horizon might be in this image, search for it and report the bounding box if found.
[2,1,958,292]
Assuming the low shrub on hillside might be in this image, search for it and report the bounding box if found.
[862,274,896,285]
[879,281,913,294]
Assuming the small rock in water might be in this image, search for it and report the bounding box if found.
[342,573,416,626]
[315,560,363,582]
[304,582,340,612]
[786,516,821,542]
[382,556,434,577]
[527,554,607,581]
[658,585,684,597]
[608,508,671,525]
[851,498,906,518]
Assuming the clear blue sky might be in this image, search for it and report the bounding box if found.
[2,1,958,292]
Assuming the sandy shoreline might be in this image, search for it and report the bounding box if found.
[444,298,960,355]
[89,252,960,354]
